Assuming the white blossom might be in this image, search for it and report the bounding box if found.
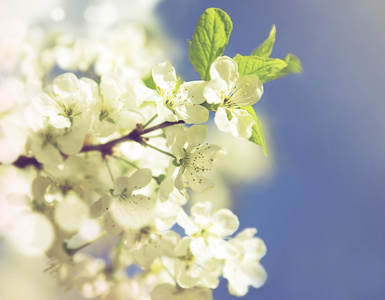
[91,168,155,232]
[223,228,267,296]
[204,56,264,139]
[91,73,143,137]
[33,73,96,129]
[135,61,209,124]
[177,202,239,260]
[173,237,221,289]
[171,125,224,192]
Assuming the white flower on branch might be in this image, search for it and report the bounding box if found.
[204,56,264,139]
[135,60,209,124]
[177,201,239,260]
[223,228,267,296]
[171,125,224,192]
[33,72,96,130]
[91,168,155,233]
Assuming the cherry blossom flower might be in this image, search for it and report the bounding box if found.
[135,61,209,124]
[90,168,155,233]
[171,125,224,192]
[204,56,264,139]
[90,73,143,137]
[33,72,96,130]
[223,228,267,296]
[177,202,239,260]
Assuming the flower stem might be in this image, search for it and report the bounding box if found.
[142,113,158,129]
[143,142,176,159]
[105,156,115,183]
[65,231,108,255]
[114,156,139,169]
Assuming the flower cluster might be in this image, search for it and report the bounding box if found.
[1,55,267,299]
[0,4,302,300]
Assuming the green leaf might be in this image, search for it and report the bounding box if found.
[143,73,156,90]
[188,8,233,81]
[251,25,276,57]
[279,53,304,76]
[233,54,288,83]
[242,106,267,156]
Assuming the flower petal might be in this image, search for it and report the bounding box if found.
[203,79,227,104]
[127,168,152,194]
[152,60,177,91]
[209,56,238,83]
[211,209,239,237]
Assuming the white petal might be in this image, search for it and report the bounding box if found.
[118,110,143,130]
[100,74,126,102]
[134,82,159,102]
[104,211,123,235]
[232,109,255,139]
[57,130,86,155]
[156,100,178,122]
[174,237,192,256]
[232,74,263,107]
[203,79,227,104]
[152,60,177,91]
[49,114,71,129]
[183,81,207,104]
[191,201,213,219]
[248,264,268,288]
[111,195,155,229]
[53,73,79,99]
[235,227,258,241]
[127,168,152,194]
[211,209,239,237]
[209,56,238,83]
[113,176,130,194]
[175,260,200,288]
[177,105,209,124]
[177,209,198,235]
[186,125,208,149]
[174,167,185,190]
[131,243,158,269]
[34,139,63,166]
[184,170,214,193]
[214,107,238,136]
[90,195,112,218]
[172,134,187,159]
[33,93,53,117]
[55,197,89,233]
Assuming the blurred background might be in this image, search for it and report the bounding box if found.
[1,0,385,299]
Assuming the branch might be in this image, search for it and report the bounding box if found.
[11,120,184,169]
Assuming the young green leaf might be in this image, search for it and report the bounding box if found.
[188,8,233,81]
[251,24,276,57]
[278,53,304,76]
[242,106,267,156]
[233,54,288,83]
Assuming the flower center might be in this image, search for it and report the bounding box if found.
[223,80,254,109]
[54,94,83,121]
[183,143,213,174]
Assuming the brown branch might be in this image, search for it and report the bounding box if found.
[12,155,42,169]
[11,120,184,169]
